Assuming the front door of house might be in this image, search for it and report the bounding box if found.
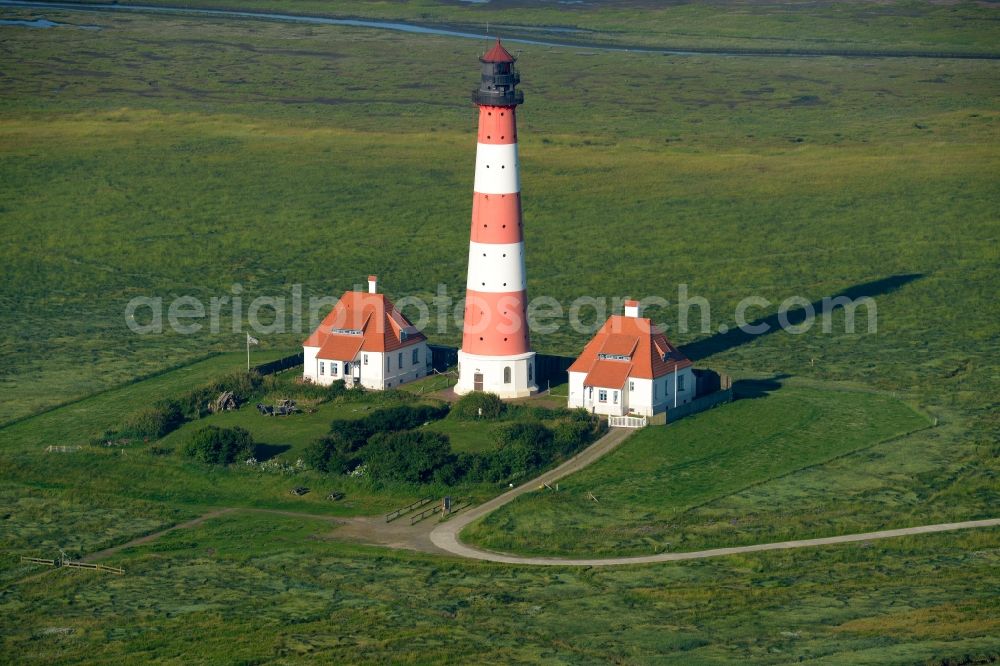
[474,373,484,391]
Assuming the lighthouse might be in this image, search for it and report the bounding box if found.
[455,39,538,399]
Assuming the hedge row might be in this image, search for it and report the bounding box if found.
[304,403,450,474]
[306,395,605,486]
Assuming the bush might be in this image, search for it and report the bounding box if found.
[364,430,453,484]
[263,376,346,403]
[364,404,449,433]
[450,392,505,420]
[325,403,450,455]
[491,421,554,480]
[178,371,264,419]
[182,426,255,465]
[118,399,184,440]
[552,420,594,457]
[303,432,355,474]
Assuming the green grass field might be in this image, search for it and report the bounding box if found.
[109,0,1000,56]
[464,383,933,557]
[1,6,997,424]
[1,508,997,664]
[1,2,998,663]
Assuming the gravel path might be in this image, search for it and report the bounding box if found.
[429,428,1000,566]
[69,427,999,569]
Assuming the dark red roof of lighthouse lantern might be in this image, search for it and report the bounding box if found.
[481,38,515,63]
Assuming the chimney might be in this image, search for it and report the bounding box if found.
[624,299,640,318]
[368,275,378,294]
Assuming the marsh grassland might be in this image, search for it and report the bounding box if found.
[0,2,998,663]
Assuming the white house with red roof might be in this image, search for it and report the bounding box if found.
[302,276,430,390]
[567,300,696,417]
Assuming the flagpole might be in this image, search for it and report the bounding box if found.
[246,332,250,371]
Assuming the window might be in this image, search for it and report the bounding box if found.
[528,362,533,382]
[319,361,325,376]
[503,366,511,384]
[678,374,686,391]
[386,357,391,372]
[613,391,618,404]
[332,363,338,376]
[412,348,419,365]
[629,380,635,392]
[599,390,608,403]
[363,354,368,366]
[398,352,403,369]
[344,362,351,375]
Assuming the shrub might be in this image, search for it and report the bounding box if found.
[303,432,355,474]
[364,430,453,484]
[450,392,505,420]
[329,418,376,452]
[118,399,184,439]
[490,421,554,480]
[336,384,369,403]
[325,403,450,455]
[364,404,449,433]
[552,420,594,457]
[264,376,346,403]
[182,426,255,465]
[177,370,264,419]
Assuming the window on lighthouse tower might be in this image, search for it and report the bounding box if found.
[503,367,512,384]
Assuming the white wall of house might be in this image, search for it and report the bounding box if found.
[302,342,430,390]
[376,343,431,390]
[303,345,320,384]
[567,367,698,418]
[628,376,655,416]
[568,372,627,417]
[567,371,586,410]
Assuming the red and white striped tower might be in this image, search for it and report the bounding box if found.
[456,39,537,398]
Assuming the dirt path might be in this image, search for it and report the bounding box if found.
[428,429,1000,566]
[433,517,1000,567]
[82,508,237,562]
[69,426,999,568]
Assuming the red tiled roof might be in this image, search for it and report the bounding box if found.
[481,39,515,63]
[304,289,426,358]
[568,314,691,381]
[600,334,638,357]
[316,332,365,362]
[583,360,632,389]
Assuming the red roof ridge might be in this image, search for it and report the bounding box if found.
[568,313,691,381]
[481,38,515,63]
[303,287,426,355]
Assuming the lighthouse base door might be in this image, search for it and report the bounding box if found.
[474,373,484,391]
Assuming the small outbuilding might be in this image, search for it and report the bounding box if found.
[303,276,430,390]
[567,300,695,417]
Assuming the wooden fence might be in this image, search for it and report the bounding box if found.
[20,556,124,575]
[64,561,125,575]
[609,415,648,428]
[410,504,443,525]
[385,497,432,523]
